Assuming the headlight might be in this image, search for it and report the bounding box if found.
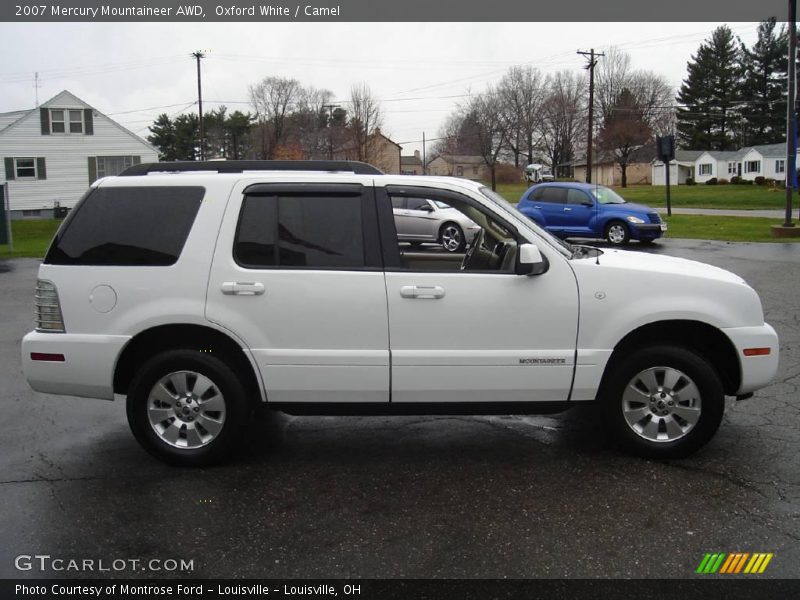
[626,216,645,224]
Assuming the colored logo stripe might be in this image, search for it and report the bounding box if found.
[697,552,774,574]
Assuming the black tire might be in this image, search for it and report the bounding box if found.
[599,345,724,459]
[604,220,630,245]
[440,222,466,252]
[126,349,251,467]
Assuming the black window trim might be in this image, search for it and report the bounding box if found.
[234,183,383,272]
[379,185,525,274]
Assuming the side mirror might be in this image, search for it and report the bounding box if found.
[421,204,434,212]
[581,200,594,207]
[516,243,548,276]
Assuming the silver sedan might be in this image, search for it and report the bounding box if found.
[392,197,482,252]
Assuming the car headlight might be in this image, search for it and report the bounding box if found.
[626,216,645,224]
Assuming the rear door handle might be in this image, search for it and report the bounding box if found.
[400,285,446,299]
[563,207,572,211]
[221,281,265,296]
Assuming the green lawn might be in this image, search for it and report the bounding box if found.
[494,182,793,210]
[662,215,797,243]
[0,219,60,259]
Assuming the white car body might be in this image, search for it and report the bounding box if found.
[21,166,779,462]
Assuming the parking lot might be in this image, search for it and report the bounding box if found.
[1,238,799,579]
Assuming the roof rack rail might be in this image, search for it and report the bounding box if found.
[118,160,383,177]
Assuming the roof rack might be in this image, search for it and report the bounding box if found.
[118,160,383,177]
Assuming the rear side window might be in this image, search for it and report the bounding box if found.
[534,187,567,204]
[45,186,204,266]
[235,192,367,269]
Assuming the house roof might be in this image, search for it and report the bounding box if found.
[400,155,422,166]
[751,143,790,158]
[0,90,158,153]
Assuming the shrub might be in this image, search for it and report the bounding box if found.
[494,164,523,185]
[685,177,696,186]
[741,179,753,185]
[730,175,741,184]
[705,177,718,185]
[717,177,729,185]
[765,178,776,187]
[754,176,766,186]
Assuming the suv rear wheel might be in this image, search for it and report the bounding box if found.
[600,345,724,458]
[126,349,250,466]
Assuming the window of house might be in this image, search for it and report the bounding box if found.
[776,160,785,174]
[14,158,36,179]
[49,109,84,134]
[472,166,478,175]
[728,162,737,175]
[699,163,713,176]
[456,166,464,177]
[22,209,41,218]
[96,156,138,178]
[745,160,761,173]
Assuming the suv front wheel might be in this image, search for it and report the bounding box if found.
[600,345,724,458]
[126,349,250,466]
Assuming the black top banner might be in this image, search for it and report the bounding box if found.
[0,0,791,22]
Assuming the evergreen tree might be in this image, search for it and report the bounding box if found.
[739,19,788,146]
[146,113,178,161]
[676,25,741,150]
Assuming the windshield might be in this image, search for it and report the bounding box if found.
[478,186,573,257]
[591,186,627,204]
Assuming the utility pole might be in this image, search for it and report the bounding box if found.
[786,0,798,228]
[33,72,41,107]
[422,132,427,175]
[577,49,604,184]
[192,51,205,161]
[323,103,340,160]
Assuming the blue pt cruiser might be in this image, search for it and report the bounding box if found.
[517,182,667,245]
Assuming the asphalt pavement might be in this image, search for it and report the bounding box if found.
[1,239,799,579]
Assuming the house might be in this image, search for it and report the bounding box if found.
[568,146,654,186]
[427,155,488,180]
[651,150,704,185]
[652,143,798,185]
[400,150,424,175]
[0,90,159,219]
[332,128,401,174]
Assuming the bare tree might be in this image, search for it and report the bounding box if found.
[248,76,301,159]
[430,109,482,161]
[540,70,587,177]
[628,70,674,136]
[465,87,509,190]
[348,83,383,164]
[291,85,334,159]
[498,65,546,167]
[594,47,632,125]
[598,88,652,187]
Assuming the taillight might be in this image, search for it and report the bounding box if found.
[34,279,65,333]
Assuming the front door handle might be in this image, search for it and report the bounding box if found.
[563,207,572,211]
[400,285,446,299]
[221,281,265,296]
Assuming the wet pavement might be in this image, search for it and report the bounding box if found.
[1,239,799,579]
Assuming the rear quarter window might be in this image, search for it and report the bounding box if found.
[44,186,204,266]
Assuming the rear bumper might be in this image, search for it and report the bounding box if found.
[721,323,780,395]
[21,331,131,400]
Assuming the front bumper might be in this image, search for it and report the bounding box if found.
[631,223,666,239]
[721,323,780,395]
[22,331,131,400]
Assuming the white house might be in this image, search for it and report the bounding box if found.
[651,150,703,185]
[0,90,158,219]
[652,143,798,186]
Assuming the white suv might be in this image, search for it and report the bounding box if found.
[22,161,779,466]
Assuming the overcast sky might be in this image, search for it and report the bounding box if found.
[0,22,763,155]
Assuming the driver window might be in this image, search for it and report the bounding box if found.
[389,192,519,273]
